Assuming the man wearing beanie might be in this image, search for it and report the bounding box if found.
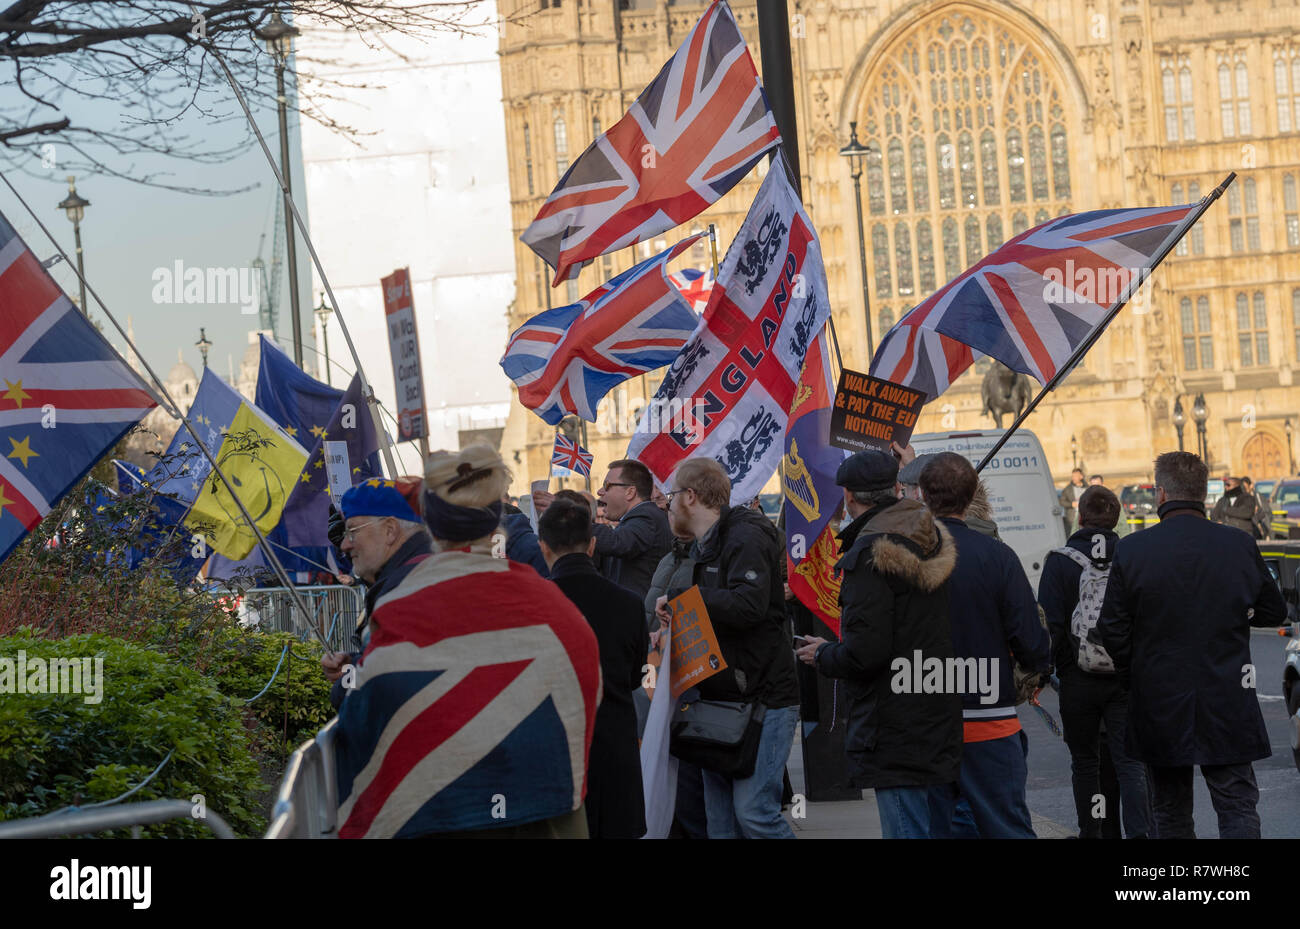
[796,447,961,838]
[333,445,603,839]
[320,478,432,710]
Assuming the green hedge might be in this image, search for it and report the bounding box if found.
[0,632,267,837]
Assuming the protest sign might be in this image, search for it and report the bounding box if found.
[828,369,925,453]
[324,440,351,503]
[667,586,727,697]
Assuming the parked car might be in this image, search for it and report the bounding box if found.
[1269,478,1300,540]
[1258,543,1300,771]
[1119,483,1157,533]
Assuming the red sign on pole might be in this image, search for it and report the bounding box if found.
[381,268,427,442]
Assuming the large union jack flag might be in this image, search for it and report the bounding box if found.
[870,204,1201,400]
[335,553,601,838]
[501,234,706,425]
[551,433,593,477]
[521,0,781,285]
[0,211,158,566]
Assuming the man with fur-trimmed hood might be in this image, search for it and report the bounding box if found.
[796,447,961,839]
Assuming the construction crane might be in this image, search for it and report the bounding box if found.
[253,193,283,336]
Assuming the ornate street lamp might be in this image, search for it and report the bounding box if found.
[56,176,90,314]
[1172,397,1185,452]
[839,122,875,362]
[196,328,212,370]
[1192,392,1208,462]
[315,293,333,386]
[1286,417,1295,474]
[256,8,304,369]
[1070,433,1078,470]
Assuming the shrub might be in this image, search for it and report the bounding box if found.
[0,632,266,837]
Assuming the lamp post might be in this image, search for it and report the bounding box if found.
[1192,392,1208,462]
[839,122,875,362]
[315,293,333,386]
[196,328,212,370]
[256,8,304,369]
[1070,433,1078,470]
[56,176,90,314]
[1172,397,1185,452]
[1286,417,1295,474]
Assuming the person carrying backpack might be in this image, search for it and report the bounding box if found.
[1038,485,1151,839]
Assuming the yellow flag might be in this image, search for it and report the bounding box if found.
[184,402,308,559]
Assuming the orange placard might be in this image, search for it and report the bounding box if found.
[667,585,728,697]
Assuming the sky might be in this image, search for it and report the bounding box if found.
[0,42,315,392]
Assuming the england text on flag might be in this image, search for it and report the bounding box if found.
[501,234,706,425]
[0,211,158,566]
[870,204,1199,401]
[625,162,832,506]
[521,0,780,285]
[552,433,594,477]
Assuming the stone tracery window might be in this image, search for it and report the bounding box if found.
[858,12,1073,306]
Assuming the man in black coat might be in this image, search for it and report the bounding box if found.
[538,498,647,839]
[655,457,799,839]
[796,448,961,838]
[1210,475,1260,537]
[591,458,673,599]
[1098,451,1286,839]
[1039,484,1150,839]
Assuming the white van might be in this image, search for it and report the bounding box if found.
[909,429,1067,593]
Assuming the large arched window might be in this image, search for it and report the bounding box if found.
[857,12,1073,306]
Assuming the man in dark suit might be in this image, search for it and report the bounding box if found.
[538,498,647,839]
[1099,451,1286,839]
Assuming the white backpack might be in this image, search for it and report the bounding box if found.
[1052,546,1115,673]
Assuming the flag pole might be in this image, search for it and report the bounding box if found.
[707,222,721,276]
[0,170,331,653]
[974,174,1235,474]
[192,16,399,480]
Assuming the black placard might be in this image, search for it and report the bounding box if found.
[828,369,926,452]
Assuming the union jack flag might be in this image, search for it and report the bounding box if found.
[552,433,593,477]
[0,210,158,566]
[870,204,1201,400]
[669,266,714,313]
[335,553,601,838]
[501,234,705,425]
[521,0,781,285]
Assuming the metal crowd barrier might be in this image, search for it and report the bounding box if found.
[265,719,339,839]
[0,799,236,839]
[243,584,365,652]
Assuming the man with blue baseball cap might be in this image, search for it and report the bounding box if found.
[320,478,431,708]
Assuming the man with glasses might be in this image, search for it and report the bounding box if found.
[320,479,432,707]
[539,458,671,600]
[655,458,799,839]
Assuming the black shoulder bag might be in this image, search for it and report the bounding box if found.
[669,688,767,779]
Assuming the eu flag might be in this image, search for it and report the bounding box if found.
[255,334,342,445]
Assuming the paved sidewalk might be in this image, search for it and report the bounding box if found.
[782,728,1075,839]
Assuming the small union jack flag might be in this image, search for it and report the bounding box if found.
[501,234,705,425]
[669,266,714,313]
[521,0,780,285]
[551,433,593,477]
[0,210,158,566]
[870,203,1201,400]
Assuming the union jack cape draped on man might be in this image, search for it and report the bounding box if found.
[626,161,832,505]
[783,328,847,635]
[0,210,158,566]
[501,234,705,425]
[521,0,781,285]
[869,204,1200,400]
[334,553,601,838]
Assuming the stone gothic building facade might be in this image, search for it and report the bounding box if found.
[498,0,1300,489]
